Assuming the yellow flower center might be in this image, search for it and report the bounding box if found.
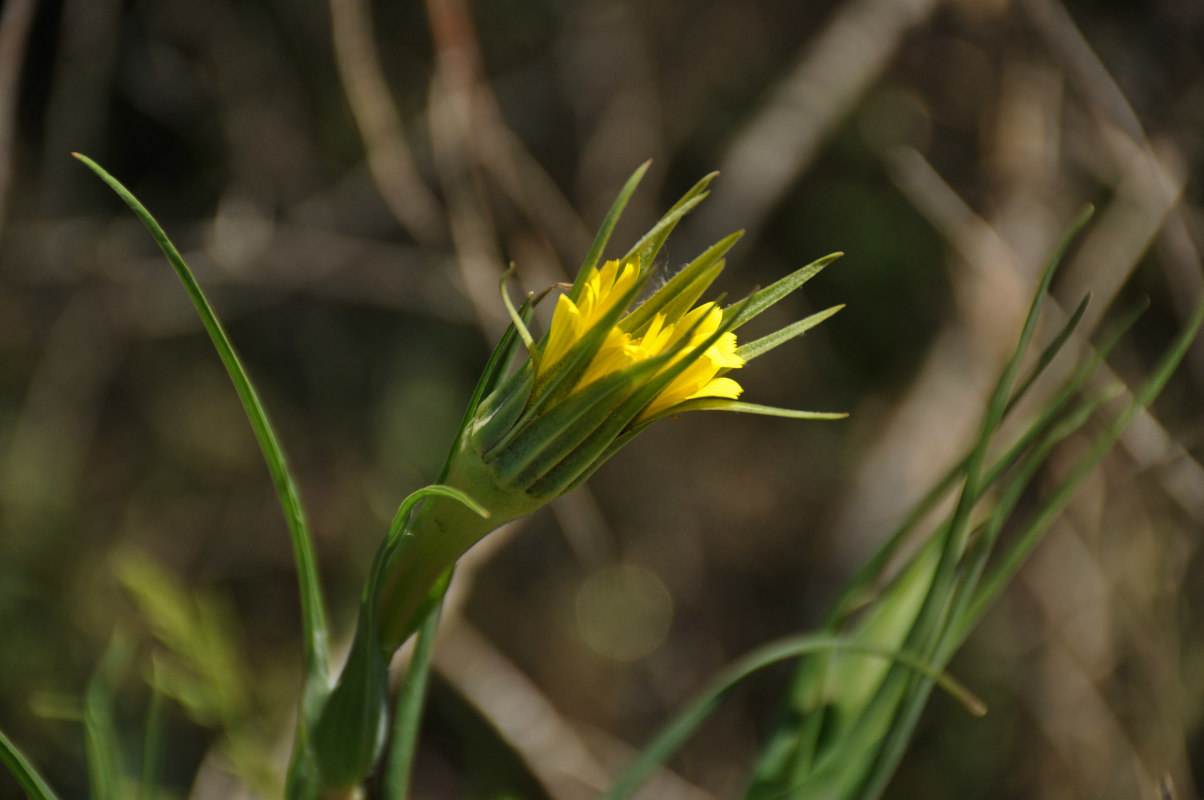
[538,259,745,420]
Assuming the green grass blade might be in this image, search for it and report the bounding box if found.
[936,204,1095,569]
[754,207,1097,799]
[842,387,1120,800]
[84,636,131,800]
[620,230,742,334]
[853,394,1116,800]
[621,172,717,269]
[750,298,1139,796]
[138,680,166,800]
[381,598,443,799]
[723,252,843,329]
[602,635,982,800]
[0,728,61,800]
[892,203,1095,657]
[841,234,1190,800]
[568,161,650,302]
[73,154,330,687]
[735,305,845,362]
[1003,292,1091,416]
[655,399,847,420]
[966,290,1204,628]
[940,388,1122,652]
[809,295,1143,644]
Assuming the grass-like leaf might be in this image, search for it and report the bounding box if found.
[621,172,717,269]
[602,634,982,800]
[73,153,334,795]
[381,599,443,800]
[0,727,61,800]
[735,305,846,362]
[138,681,166,800]
[568,161,650,302]
[83,635,131,800]
[821,206,1097,800]
[620,230,742,334]
[658,398,848,421]
[73,155,331,695]
[746,205,1111,800]
[313,484,485,790]
[1004,292,1092,416]
[723,252,844,329]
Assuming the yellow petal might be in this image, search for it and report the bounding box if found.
[692,376,743,401]
[539,295,584,379]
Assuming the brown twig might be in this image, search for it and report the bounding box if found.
[0,0,37,239]
[686,0,944,248]
[328,0,447,247]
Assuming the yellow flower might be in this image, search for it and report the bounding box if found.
[539,259,748,421]
[378,164,846,650]
[539,257,641,381]
[635,303,745,420]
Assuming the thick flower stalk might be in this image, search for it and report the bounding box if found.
[376,165,846,652]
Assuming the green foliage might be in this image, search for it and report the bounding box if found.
[114,551,281,795]
[312,484,486,790]
[73,153,331,702]
[588,207,1204,800]
[0,727,61,800]
[2,154,1193,800]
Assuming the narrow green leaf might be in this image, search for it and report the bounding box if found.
[851,380,1117,800]
[498,268,537,359]
[967,290,1203,628]
[382,484,490,557]
[622,172,718,270]
[0,728,61,800]
[382,599,443,799]
[753,206,1099,800]
[568,162,650,302]
[1004,292,1091,416]
[602,635,981,800]
[723,252,843,329]
[621,230,743,334]
[315,484,485,790]
[735,305,845,362]
[655,398,848,421]
[138,678,166,800]
[817,294,1146,640]
[905,203,1095,649]
[84,635,132,800]
[753,299,1142,800]
[73,154,330,688]
[843,387,1126,800]
[311,608,389,790]
[946,386,1124,647]
[375,484,488,669]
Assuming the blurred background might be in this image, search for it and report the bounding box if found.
[1,0,1202,797]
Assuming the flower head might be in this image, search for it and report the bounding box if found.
[461,163,848,510]
[378,165,846,648]
[538,256,746,420]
